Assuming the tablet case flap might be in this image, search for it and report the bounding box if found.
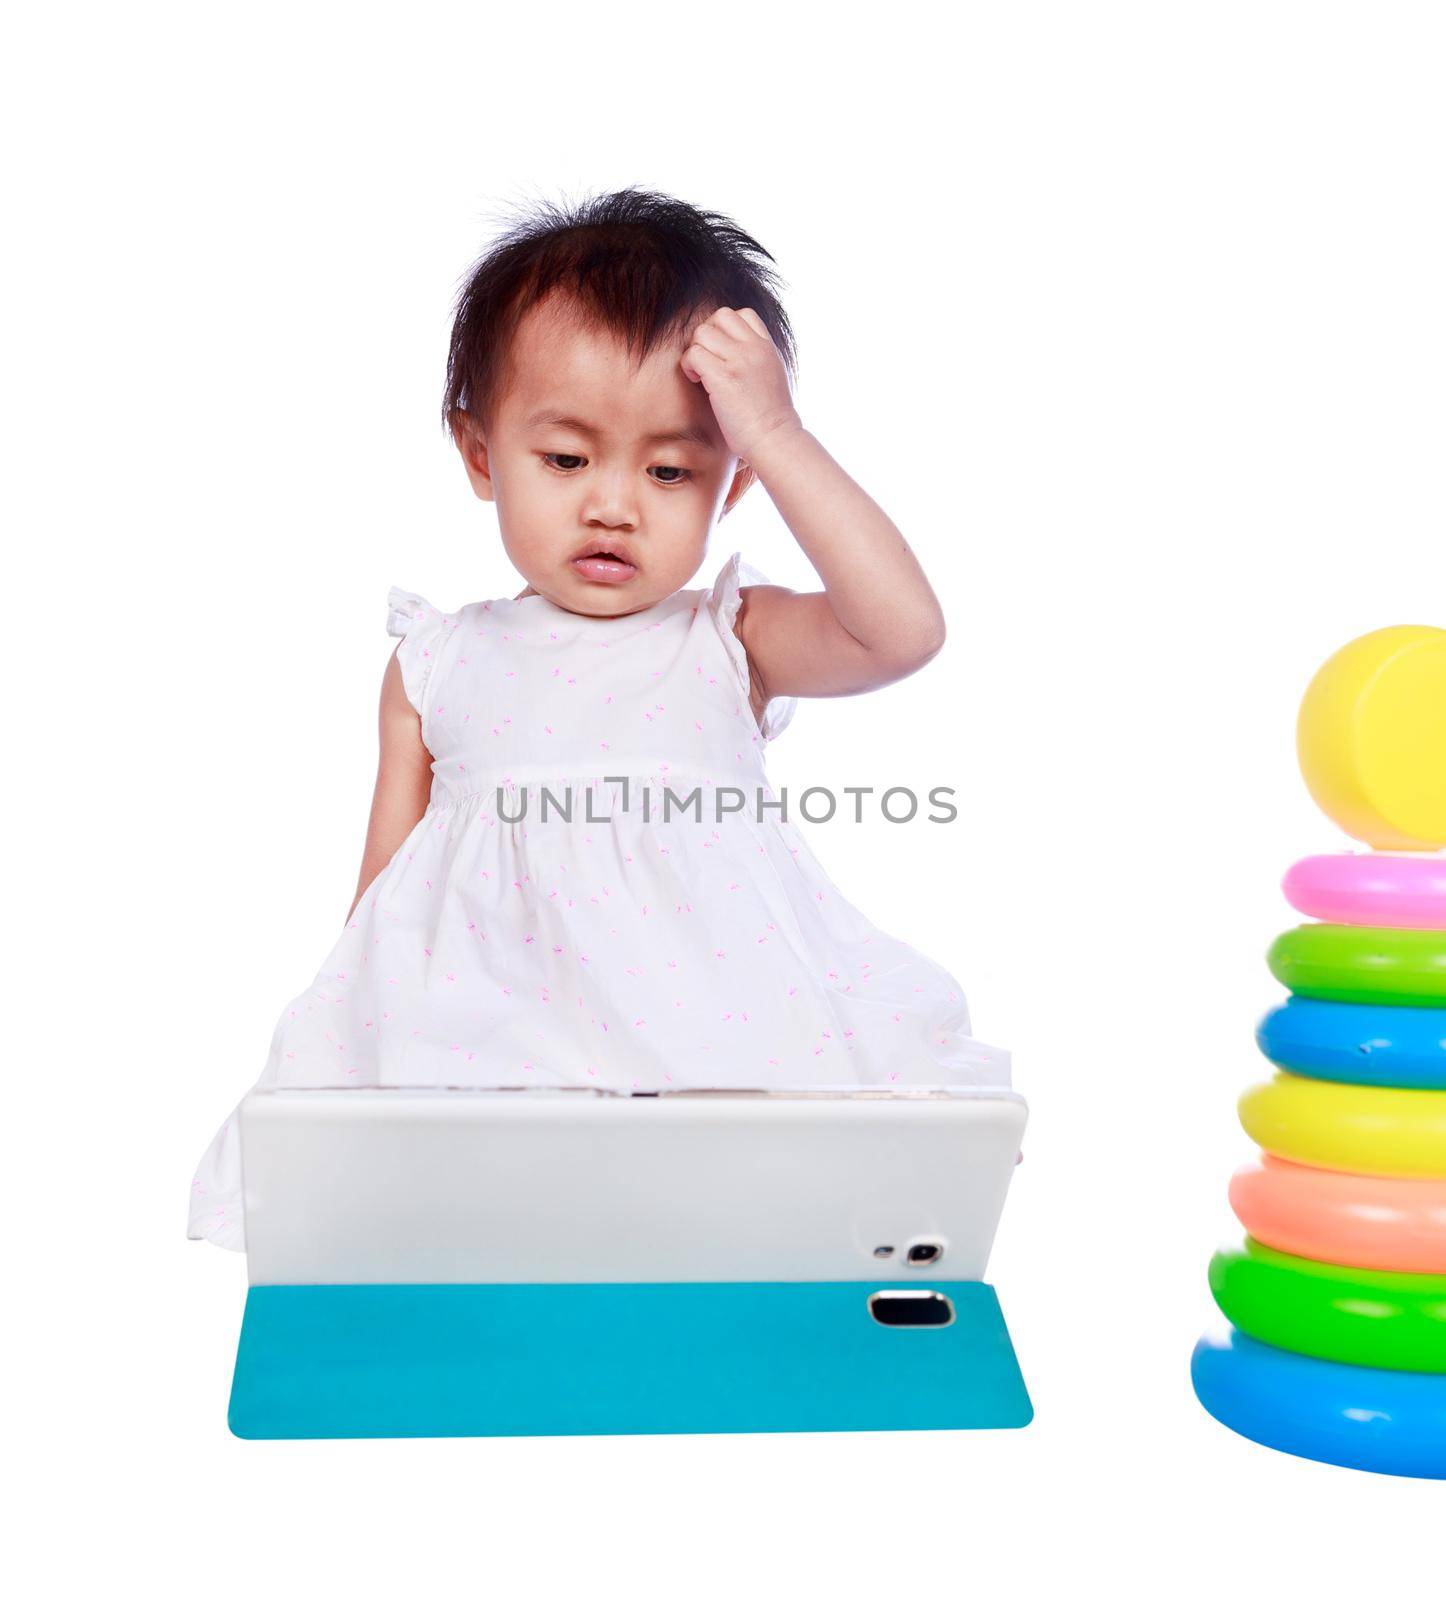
[229,1279,1032,1438]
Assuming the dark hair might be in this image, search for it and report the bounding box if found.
[441,187,796,438]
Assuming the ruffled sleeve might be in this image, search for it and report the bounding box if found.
[705,550,797,743]
[386,586,448,719]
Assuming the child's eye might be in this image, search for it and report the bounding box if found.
[542,453,586,471]
[648,465,692,485]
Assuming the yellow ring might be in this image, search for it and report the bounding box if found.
[1296,625,1446,849]
[1239,1072,1446,1178]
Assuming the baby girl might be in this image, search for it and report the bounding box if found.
[189,187,1010,1250]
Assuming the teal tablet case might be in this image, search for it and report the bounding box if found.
[229,1280,1032,1439]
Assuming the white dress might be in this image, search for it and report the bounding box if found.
[188,551,1011,1249]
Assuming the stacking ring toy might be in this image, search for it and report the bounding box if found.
[1191,1328,1446,1478]
[1296,624,1446,851]
[1239,1073,1446,1178]
[1230,1155,1446,1273]
[1209,1238,1446,1373]
[1256,998,1446,1089]
[1282,852,1446,930]
[1267,923,1446,1007]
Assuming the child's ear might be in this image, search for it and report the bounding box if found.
[720,459,756,517]
[451,408,496,503]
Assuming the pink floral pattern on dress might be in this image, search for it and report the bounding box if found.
[187,551,1010,1250]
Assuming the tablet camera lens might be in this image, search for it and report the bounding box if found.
[906,1242,942,1266]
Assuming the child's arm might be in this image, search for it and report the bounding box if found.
[345,650,433,921]
[682,308,947,704]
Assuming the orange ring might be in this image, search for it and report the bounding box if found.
[1229,1154,1446,1273]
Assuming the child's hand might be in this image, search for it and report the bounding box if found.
[680,307,800,460]
[685,311,948,707]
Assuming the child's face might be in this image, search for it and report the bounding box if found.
[455,292,754,616]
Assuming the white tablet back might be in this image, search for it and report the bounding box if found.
[239,1088,1026,1287]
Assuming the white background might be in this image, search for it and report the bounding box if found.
[8,2,1445,1594]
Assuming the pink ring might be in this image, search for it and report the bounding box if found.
[1282,853,1446,930]
[1229,1154,1446,1273]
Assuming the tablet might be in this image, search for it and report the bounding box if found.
[237,1086,1028,1287]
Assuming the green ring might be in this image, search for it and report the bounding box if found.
[1210,1238,1446,1373]
[1268,923,1446,1007]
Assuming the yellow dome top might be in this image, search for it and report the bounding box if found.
[1297,626,1446,850]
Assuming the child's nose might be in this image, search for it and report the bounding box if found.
[582,468,639,530]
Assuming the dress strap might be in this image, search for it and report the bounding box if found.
[705,551,797,742]
[386,586,450,718]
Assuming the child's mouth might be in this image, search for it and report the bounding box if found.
[571,550,638,584]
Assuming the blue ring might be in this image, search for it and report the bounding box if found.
[1256,997,1446,1089]
[1192,1328,1446,1479]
